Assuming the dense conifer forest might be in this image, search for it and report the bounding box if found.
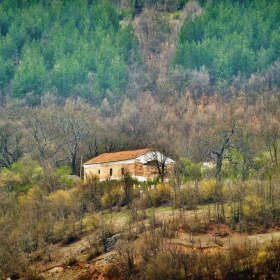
[2,0,280,279]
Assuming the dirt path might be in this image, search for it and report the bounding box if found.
[35,207,280,279]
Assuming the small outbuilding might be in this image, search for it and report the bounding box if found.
[83,148,175,182]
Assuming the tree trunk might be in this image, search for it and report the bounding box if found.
[215,153,225,222]
[71,153,77,175]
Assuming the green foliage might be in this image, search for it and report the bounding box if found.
[53,166,72,177]
[0,158,43,195]
[197,0,207,7]
[0,56,14,89]
[175,157,201,182]
[52,166,75,188]
[12,41,48,99]
[0,0,139,103]
[221,148,255,180]
[174,0,280,87]
[252,153,277,180]
[172,11,181,19]
[93,35,127,101]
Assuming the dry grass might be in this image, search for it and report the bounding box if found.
[27,205,280,280]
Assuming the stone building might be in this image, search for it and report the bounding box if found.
[83,148,175,182]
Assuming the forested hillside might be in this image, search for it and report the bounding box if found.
[1,0,280,105]
[2,0,280,279]
[174,0,280,93]
[0,0,279,170]
[0,0,139,105]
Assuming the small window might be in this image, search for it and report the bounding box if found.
[110,168,113,176]
[121,167,124,176]
[98,169,100,175]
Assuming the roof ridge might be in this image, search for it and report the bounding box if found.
[103,147,151,154]
[83,148,152,165]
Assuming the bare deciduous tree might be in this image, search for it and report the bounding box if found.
[0,121,23,168]
[145,146,175,183]
[24,108,62,166]
[50,100,93,174]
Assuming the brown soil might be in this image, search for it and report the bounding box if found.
[31,207,280,280]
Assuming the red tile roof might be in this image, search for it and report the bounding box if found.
[83,148,152,165]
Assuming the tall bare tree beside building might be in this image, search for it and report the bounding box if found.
[51,100,91,175]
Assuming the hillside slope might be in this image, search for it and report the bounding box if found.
[28,206,280,280]
[1,0,280,104]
